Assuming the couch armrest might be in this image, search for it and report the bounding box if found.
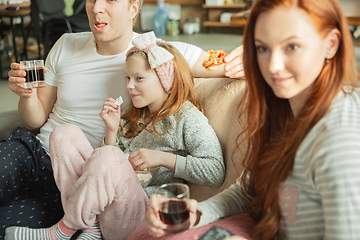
[189,78,247,201]
[0,109,41,140]
[0,110,26,140]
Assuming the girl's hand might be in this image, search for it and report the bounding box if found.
[143,195,199,237]
[224,45,244,79]
[128,149,176,171]
[99,98,121,132]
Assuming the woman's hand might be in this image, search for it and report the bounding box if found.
[99,97,121,132]
[143,194,199,237]
[128,149,177,171]
[224,45,244,79]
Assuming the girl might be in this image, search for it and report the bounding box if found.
[5,32,225,240]
[139,0,360,239]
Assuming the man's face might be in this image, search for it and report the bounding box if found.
[86,0,138,44]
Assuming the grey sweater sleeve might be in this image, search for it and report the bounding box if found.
[173,107,225,187]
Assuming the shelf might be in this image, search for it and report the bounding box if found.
[203,21,245,27]
[202,2,249,30]
[202,3,247,8]
[347,17,360,26]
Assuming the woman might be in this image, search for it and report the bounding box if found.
[136,0,360,239]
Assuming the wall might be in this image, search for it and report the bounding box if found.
[64,0,75,16]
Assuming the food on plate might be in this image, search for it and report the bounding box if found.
[202,49,228,70]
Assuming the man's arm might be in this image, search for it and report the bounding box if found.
[18,85,57,130]
[192,46,244,79]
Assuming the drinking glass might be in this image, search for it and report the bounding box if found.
[20,59,45,89]
[154,183,190,233]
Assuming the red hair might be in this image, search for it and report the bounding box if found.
[121,42,202,138]
[238,0,358,238]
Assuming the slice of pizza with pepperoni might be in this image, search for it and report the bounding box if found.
[202,49,228,71]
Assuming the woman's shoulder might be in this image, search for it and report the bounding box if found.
[325,90,360,129]
[306,91,360,146]
[300,91,360,150]
[297,91,360,169]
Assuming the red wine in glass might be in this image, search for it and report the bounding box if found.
[159,200,190,233]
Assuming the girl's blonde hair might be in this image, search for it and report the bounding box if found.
[121,42,203,138]
[238,0,357,239]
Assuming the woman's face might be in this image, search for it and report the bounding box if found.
[125,54,169,112]
[254,6,328,112]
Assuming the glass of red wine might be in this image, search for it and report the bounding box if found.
[155,183,190,233]
[20,60,45,89]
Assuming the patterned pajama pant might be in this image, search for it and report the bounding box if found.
[49,124,149,240]
[0,128,63,239]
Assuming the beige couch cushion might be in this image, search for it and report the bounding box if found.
[189,78,247,201]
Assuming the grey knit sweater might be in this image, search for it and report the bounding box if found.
[117,101,225,196]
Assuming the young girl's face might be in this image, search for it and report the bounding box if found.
[125,54,169,112]
[254,6,329,111]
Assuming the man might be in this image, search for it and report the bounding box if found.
[1,0,243,238]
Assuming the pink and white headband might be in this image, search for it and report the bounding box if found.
[126,31,175,93]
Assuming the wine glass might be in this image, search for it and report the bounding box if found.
[154,183,190,233]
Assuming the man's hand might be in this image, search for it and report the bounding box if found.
[8,62,48,98]
[224,45,244,79]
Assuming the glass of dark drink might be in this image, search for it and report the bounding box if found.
[155,183,190,233]
[20,60,45,89]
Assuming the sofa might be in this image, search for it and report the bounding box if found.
[0,77,247,202]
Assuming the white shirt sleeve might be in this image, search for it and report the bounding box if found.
[168,41,203,68]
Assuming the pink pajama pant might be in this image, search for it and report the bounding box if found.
[49,124,149,240]
[128,212,255,240]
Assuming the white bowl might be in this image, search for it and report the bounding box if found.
[135,167,158,185]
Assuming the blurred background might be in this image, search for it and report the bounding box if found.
[0,0,359,113]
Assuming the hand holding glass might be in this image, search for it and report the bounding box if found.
[20,60,45,89]
[155,183,190,233]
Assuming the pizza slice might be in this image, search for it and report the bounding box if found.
[202,49,228,71]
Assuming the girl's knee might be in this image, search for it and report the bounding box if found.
[86,146,132,185]
[89,146,127,165]
[50,124,83,143]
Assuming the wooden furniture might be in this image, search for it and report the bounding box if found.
[0,2,30,11]
[338,0,360,46]
[202,3,247,28]
[0,8,30,62]
[231,15,360,28]
[0,1,31,78]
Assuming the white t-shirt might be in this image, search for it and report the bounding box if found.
[37,32,202,153]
